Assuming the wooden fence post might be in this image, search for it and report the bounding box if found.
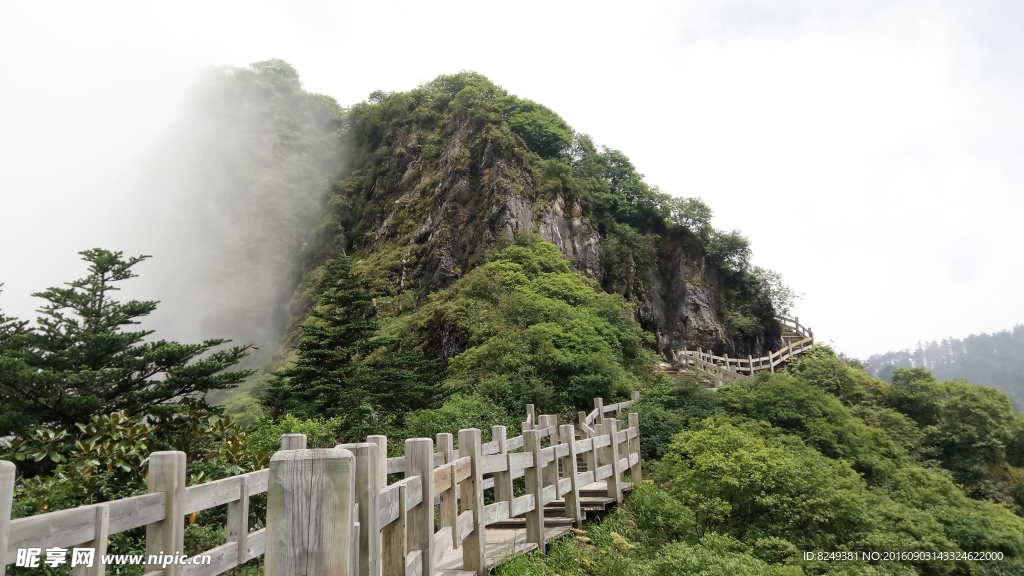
[603,420,622,504]
[628,413,642,483]
[594,398,604,426]
[382,485,407,576]
[558,425,581,524]
[584,420,598,477]
[226,479,249,567]
[72,503,110,576]
[87,505,109,576]
[541,416,558,490]
[0,461,15,576]
[631,391,640,404]
[371,435,407,576]
[523,404,535,433]
[577,412,588,437]
[266,448,356,576]
[435,433,458,550]
[492,426,514,518]
[523,429,545,554]
[616,418,629,481]
[280,434,307,450]
[405,438,434,576]
[458,429,486,575]
[336,443,381,576]
[145,451,186,576]
[368,435,388,489]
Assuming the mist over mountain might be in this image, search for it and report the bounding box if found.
[120,60,347,366]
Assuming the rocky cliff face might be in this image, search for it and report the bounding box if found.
[535,193,734,357]
[327,74,778,360]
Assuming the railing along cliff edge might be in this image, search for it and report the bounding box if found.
[0,392,642,576]
[667,316,815,387]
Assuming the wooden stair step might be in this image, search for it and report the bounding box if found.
[488,517,576,529]
[545,497,617,511]
[579,482,631,497]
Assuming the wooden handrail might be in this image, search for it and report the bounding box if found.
[667,316,817,387]
[2,393,642,576]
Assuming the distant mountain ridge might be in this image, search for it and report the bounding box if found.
[867,325,1024,411]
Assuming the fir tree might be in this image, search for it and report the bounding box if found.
[0,249,254,435]
[261,257,446,439]
[0,283,29,354]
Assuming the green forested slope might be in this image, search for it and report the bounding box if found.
[500,350,1024,576]
[262,235,662,440]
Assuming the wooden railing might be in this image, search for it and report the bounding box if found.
[0,394,642,576]
[577,391,640,438]
[665,316,816,387]
[777,315,813,341]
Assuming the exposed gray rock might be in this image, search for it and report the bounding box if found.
[538,195,605,282]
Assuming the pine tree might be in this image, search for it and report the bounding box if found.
[0,283,29,354]
[0,249,255,435]
[261,257,446,438]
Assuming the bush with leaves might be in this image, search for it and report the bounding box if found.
[633,373,722,461]
[411,236,658,416]
[244,414,344,454]
[402,394,518,446]
[2,406,270,518]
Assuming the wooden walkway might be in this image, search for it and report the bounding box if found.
[434,481,629,575]
[661,316,815,387]
[0,395,643,576]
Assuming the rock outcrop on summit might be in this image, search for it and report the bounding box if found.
[308,73,781,360]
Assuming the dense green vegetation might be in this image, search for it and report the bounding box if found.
[257,235,660,441]
[261,255,447,441]
[407,235,661,415]
[498,348,1024,576]
[868,327,1024,412]
[0,238,659,574]
[8,244,1019,576]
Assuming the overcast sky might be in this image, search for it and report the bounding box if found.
[2,0,1022,359]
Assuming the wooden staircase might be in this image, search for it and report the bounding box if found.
[487,456,631,530]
